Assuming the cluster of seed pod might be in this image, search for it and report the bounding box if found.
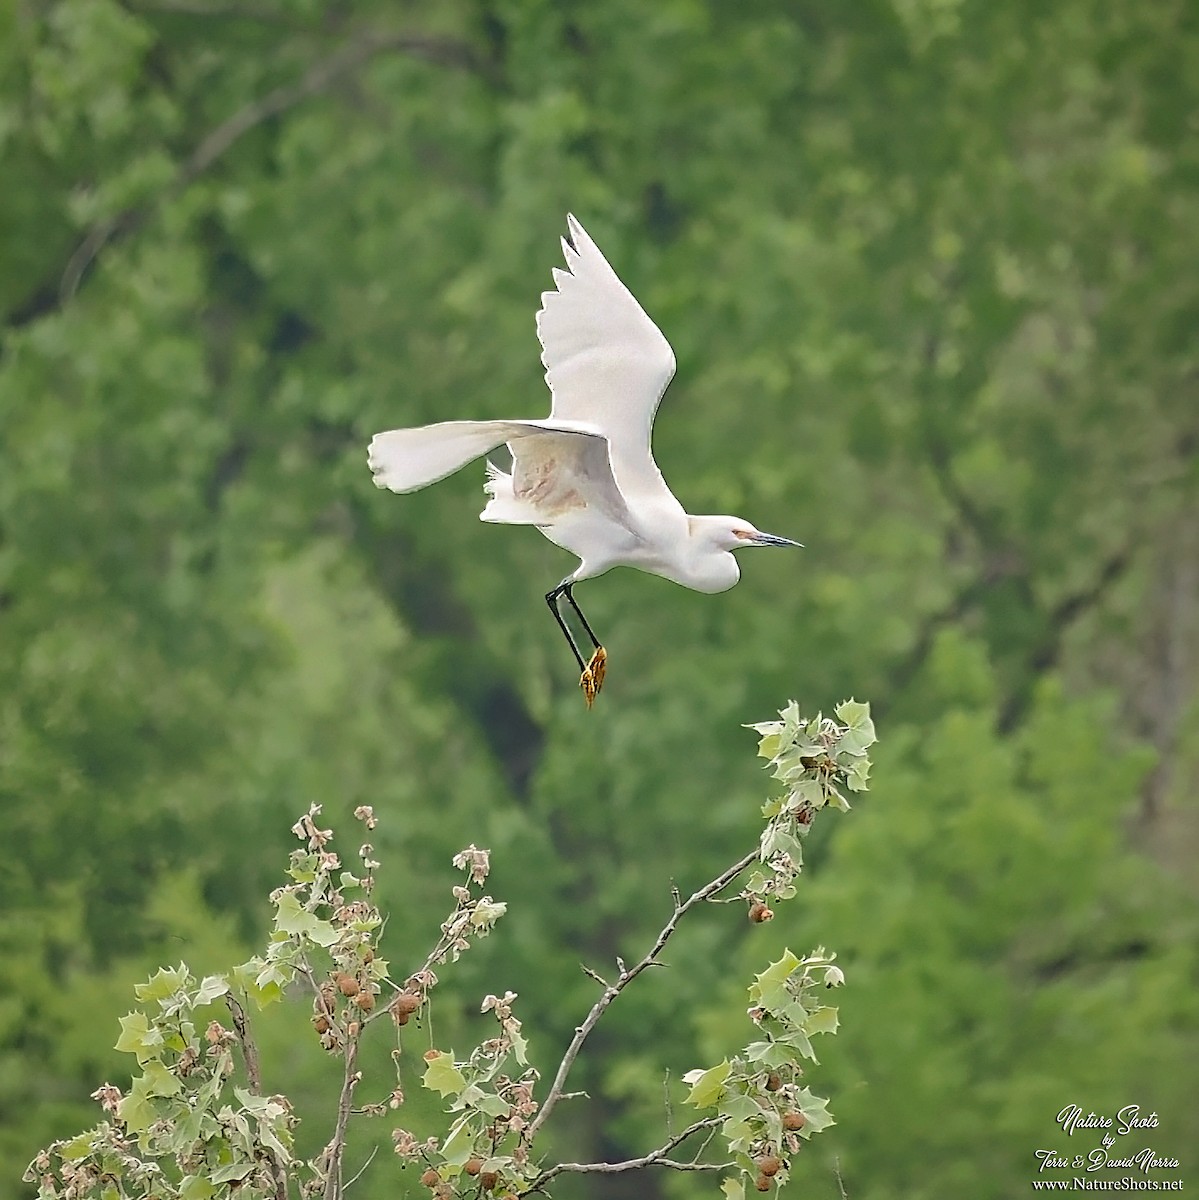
[311,959,385,1050]
[418,1159,518,1199]
[749,1108,807,1192]
[390,987,423,1026]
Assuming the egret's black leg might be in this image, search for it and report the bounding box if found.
[546,582,587,672]
[546,578,607,707]
[563,584,602,650]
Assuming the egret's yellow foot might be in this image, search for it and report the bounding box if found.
[580,646,607,708]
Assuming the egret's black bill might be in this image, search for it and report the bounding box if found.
[750,532,803,548]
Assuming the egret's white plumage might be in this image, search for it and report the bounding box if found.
[368,214,798,702]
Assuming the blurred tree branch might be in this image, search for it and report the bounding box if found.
[57,24,490,304]
[123,0,329,27]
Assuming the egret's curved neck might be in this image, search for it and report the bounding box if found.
[665,537,740,594]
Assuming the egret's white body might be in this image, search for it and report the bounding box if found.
[369,215,797,700]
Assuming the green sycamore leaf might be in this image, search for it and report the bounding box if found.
[251,960,290,1006]
[135,965,189,1004]
[753,730,782,760]
[721,1177,746,1200]
[683,1059,731,1109]
[421,1051,467,1098]
[170,1106,206,1153]
[142,1059,183,1097]
[274,892,339,947]
[510,1028,529,1067]
[825,788,851,812]
[784,1028,817,1061]
[197,1069,225,1109]
[844,757,872,792]
[805,1006,840,1035]
[229,958,263,988]
[114,1011,164,1060]
[837,725,875,756]
[116,1075,158,1134]
[772,746,818,781]
[788,780,823,806]
[194,975,229,1006]
[795,1087,835,1134]
[719,1094,762,1123]
[760,795,784,818]
[750,950,801,1012]
[473,1092,511,1118]
[179,1177,216,1200]
[744,1040,774,1062]
[780,997,811,1027]
[164,1022,189,1051]
[210,1162,256,1184]
[834,698,873,732]
[234,1087,286,1120]
[746,1040,803,1069]
[760,826,803,864]
[439,1113,476,1165]
[722,1115,756,1152]
[287,853,318,883]
[58,1132,96,1161]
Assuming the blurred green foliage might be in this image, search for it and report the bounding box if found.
[2,0,1197,1196]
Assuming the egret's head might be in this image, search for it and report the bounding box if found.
[691,515,802,552]
[683,516,802,593]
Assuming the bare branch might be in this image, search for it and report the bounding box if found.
[225,992,263,1093]
[526,848,759,1142]
[343,1144,379,1192]
[226,993,288,1200]
[834,1156,850,1198]
[526,1117,726,1191]
[321,1038,361,1200]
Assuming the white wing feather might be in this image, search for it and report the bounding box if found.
[536,215,680,509]
[370,418,607,494]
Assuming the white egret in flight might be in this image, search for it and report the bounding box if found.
[369,215,800,706]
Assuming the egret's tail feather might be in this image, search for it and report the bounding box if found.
[368,420,520,494]
[368,417,606,495]
[481,460,541,525]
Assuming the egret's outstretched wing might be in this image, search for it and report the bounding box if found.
[368,418,624,512]
[537,215,680,509]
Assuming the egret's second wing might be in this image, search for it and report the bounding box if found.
[537,215,678,505]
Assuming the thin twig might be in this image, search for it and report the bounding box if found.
[343,1144,379,1192]
[226,993,288,1200]
[59,26,485,301]
[834,1156,849,1198]
[526,1117,725,1191]
[526,848,759,1142]
[322,1038,361,1200]
[226,992,263,1093]
[361,906,480,1029]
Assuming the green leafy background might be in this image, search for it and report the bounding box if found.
[2,0,1197,1196]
